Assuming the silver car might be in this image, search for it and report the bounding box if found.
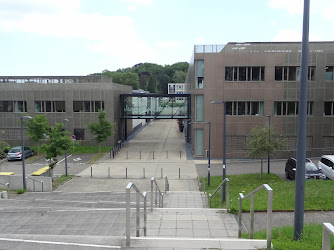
[7,146,34,161]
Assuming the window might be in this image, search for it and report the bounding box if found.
[195,95,204,122]
[275,66,315,81]
[274,101,313,116]
[73,101,104,112]
[35,101,65,112]
[225,67,265,81]
[326,66,334,81]
[0,101,26,112]
[196,60,204,88]
[225,101,264,116]
[324,102,334,116]
[74,129,85,140]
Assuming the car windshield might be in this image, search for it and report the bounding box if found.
[305,162,318,171]
[9,148,21,153]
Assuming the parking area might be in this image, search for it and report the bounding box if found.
[0,154,94,176]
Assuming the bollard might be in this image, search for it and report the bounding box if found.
[180,150,182,159]
[179,168,180,179]
[143,168,145,178]
[91,167,92,178]
[126,167,128,178]
[161,168,163,178]
[108,167,110,178]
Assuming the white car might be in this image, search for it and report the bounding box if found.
[318,155,334,179]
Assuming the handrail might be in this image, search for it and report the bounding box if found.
[208,178,229,211]
[126,182,147,247]
[238,184,273,249]
[322,223,334,250]
[164,175,169,193]
[151,177,164,212]
[0,182,9,199]
[25,176,44,192]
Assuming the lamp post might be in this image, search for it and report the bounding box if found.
[211,101,226,202]
[267,115,271,174]
[64,119,69,177]
[201,121,211,186]
[21,116,32,190]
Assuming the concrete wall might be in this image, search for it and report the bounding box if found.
[1,175,53,192]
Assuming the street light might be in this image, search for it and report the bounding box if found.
[211,101,227,202]
[21,116,32,190]
[201,121,211,186]
[64,119,69,177]
[267,115,271,174]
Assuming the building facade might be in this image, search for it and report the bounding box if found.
[0,76,133,147]
[186,42,334,159]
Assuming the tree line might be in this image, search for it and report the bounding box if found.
[90,62,189,94]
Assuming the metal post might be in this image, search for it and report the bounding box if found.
[21,116,31,190]
[151,178,153,212]
[267,188,273,248]
[179,168,180,179]
[155,186,157,206]
[267,115,271,174]
[161,168,163,178]
[143,168,145,178]
[294,0,310,241]
[63,119,69,177]
[220,185,223,208]
[41,181,44,192]
[136,192,140,237]
[180,150,181,159]
[90,167,92,177]
[250,194,255,239]
[144,194,147,236]
[238,195,243,238]
[126,185,131,246]
[108,167,110,178]
[126,167,128,178]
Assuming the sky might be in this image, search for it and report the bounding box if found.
[0,0,333,76]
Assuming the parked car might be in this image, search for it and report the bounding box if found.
[318,155,334,179]
[7,146,34,161]
[285,157,326,180]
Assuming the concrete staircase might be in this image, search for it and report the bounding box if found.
[0,190,269,249]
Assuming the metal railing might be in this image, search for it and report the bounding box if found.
[0,181,9,199]
[151,177,164,212]
[126,182,147,247]
[209,178,229,211]
[164,176,169,193]
[322,223,334,250]
[238,184,273,249]
[26,176,44,192]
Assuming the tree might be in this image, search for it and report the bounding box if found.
[172,70,187,83]
[26,115,49,155]
[88,109,115,153]
[41,123,73,174]
[147,77,156,93]
[247,127,287,179]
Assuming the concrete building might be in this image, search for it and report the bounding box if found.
[0,76,133,147]
[186,42,334,159]
[168,83,186,103]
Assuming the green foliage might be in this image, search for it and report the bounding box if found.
[26,115,49,155]
[0,140,10,160]
[147,77,156,93]
[247,127,286,159]
[41,123,73,169]
[88,109,114,153]
[205,175,334,212]
[16,189,26,194]
[52,175,73,190]
[94,62,189,94]
[243,223,334,250]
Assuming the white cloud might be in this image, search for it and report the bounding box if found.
[272,29,322,42]
[193,37,205,44]
[156,41,181,48]
[268,0,303,16]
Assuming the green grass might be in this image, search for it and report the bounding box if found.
[204,174,334,212]
[242,223,334,250]
[16,189,26,194]
[52,175,74,190]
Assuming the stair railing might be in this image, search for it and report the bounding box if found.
[322,223,334,250]
[125,182,147,247]
[151,177,164,211]
[238,184,273,249]
[26,176,44,192]
[208,178,229,210]
[164,175,169,193]
[0,182,9,199]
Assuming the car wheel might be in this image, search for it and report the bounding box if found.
[285,170,290,180]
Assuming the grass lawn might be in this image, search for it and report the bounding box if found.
[243,223,334,250]
[30,145,112,155]
[204,174,334,212]
[52,175,74,190]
